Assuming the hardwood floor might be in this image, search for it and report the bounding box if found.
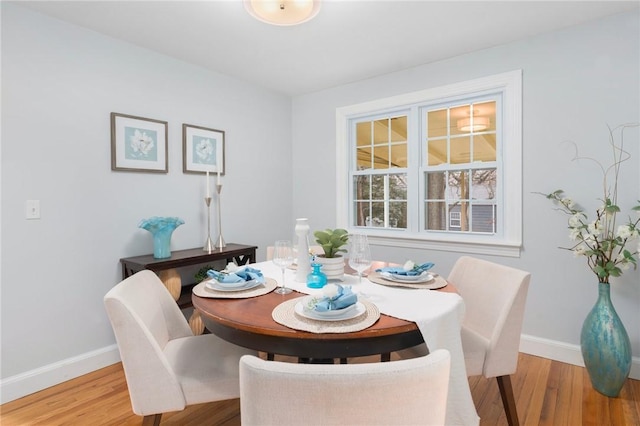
[1,353,639,425]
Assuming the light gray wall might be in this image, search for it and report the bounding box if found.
[292,11,640,359]
[1,3,292,381]
[2,3,639,402]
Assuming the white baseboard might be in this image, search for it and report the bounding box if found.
[520,334,640,380]
[0,345,121,404]
[2,336,638,405]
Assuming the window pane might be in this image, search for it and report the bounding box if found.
[450,201,469,231]
[373,145,389,169]
[356,122,371,147]
[356,121,373,169]
[471,169,496,200]
[475,100,496,132]
[450,104,470,136]
[427,109,447,138]
[390,143,407,167]
[426,201,446,230]
[473,134,496,162]
[469,203,496,233]
[369,202,385,227]
[390,116,407,142]
[428,139,447,166]
[389,202,407,228]
[371,175,385,200]
[426,171,446,200]
[448,170,470,202]
[389,174,407,200]
[450,136,470,164]
[354,201,370,227]
[356,147,372,170]
[374,119,388,145]
[353,175,370,199]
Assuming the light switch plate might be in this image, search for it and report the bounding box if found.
[26,200,40,219]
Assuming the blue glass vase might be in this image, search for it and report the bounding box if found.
[307,263,327,289]
[580,282,631,397]
[138,217,185,259]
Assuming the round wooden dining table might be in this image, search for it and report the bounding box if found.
[192,264,456,361]
[192,289,423,361]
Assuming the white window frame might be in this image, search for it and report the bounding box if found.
[336,70,522,257]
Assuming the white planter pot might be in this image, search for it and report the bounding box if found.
[314,256,345,281]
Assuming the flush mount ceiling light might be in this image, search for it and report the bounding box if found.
[457,116,490,132]
[244,0,321,26]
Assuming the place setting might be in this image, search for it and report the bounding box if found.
[192,263,277,298]
[272,283,380,333]
[368,260,448,290]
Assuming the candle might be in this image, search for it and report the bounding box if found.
[217,170,221,186]
[206,171,210,197]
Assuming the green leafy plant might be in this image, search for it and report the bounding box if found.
[194,265,215,283]
[313,228,349,258]
[541,124,640,283]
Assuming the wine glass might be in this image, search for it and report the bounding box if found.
[272,240,294,294]
[348,234,372,283]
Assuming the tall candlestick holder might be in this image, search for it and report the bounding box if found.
[215,184,226,249]
[203,196,214,253]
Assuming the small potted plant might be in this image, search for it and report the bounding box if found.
[312,228,349,280]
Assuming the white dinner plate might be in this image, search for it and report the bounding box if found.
[294,301,366,322]
[379,271,434,283]
[205,279,262,292]
[301,296,357,318]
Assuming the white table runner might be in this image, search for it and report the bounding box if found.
[254,261,480,426]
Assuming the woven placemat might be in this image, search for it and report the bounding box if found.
[272,297,380,334]
[192,277,277,299]
[368,271,448,290]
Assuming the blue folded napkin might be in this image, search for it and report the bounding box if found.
[312,284,357,312]
[375,262,434,276]
[207,266,265,284]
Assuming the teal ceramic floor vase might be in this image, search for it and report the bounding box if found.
[580,282,631,397]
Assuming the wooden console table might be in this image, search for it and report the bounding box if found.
[120,243,257,334]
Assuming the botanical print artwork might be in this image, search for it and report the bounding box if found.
[182,123,224,174]
[125,127,158,161]
[192,136,217,166]
[111,112,167,173]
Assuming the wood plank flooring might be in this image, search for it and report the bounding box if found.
[1,353,639,425]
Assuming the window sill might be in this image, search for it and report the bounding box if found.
[364,232,522,258]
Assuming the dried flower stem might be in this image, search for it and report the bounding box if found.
[538,123,640,284]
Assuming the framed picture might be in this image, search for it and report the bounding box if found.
[182,124,225,174]
[110,113,168,173]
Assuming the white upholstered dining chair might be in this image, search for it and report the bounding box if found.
[397,256,530,426]
[104,270,256,426]
[239,349,451,426]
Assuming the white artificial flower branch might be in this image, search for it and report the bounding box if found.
[539,123,640,284]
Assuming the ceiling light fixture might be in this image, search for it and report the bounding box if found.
[244,0,321,26]
[457,116,489,132]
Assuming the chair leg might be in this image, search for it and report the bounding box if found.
[496,375,519,426]
[142,413,162,426]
